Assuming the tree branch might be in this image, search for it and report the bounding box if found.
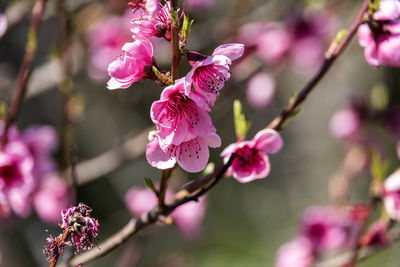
[1,0,48,147]
[65,0,372,265]
[170,0,181,80]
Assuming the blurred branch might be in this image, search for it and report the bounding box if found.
[67,155,235,266]
[316,228,400,267]
[1,0,49,147]
[63,128,152,185]
[267,0,372,131]
[64,1,373,265]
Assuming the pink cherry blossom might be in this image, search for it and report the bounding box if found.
[151,78,215,145]
[0,140,35,217]
[33,175,73,224]
[22,125,58,181]
[383,168,400,220]
[287,10,337,71]
[246,72,276,109]
[107,37,154,89]
[147,131,221,173]
[0,13,7,39]
[184,43,244,107]
[299,206,349,252]
[131,2,172,40]
[357,0,400,67]
[275,236,313,267]
[329,107,361,140]
[172,196,207,239]
[256,23,291,64]
[87,10,134,81]
[221,129,283,183]
[125,186,158,217]
[129,0,160,18]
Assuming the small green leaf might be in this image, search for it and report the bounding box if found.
[325,29,347,59]
[144,177,158,194]
[233,100,251,141]
[370,83,388,111]
[181,13,194,42]
[370,150,390,182]
[368,0,381,15]
[202,162,215,175]
[0,101,8,121]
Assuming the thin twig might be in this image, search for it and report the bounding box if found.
[266,0,371,131]
[1,0,48,147]
[49,228,71,267]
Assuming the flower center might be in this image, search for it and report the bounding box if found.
[166,92,200,130]
[192,64,229,94]
[167,139,201,160]
[235,145,262,167]
[0,161,20,186]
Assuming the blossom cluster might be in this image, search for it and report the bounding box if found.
[125,186,206,239]
[106,0,245,173]
[44,203,99,262]
[0,124,73,223]
[275,205,369,267]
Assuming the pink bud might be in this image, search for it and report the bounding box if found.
[329,108,361,140]
[125,187,157,217]
[246,73,276,109]
[172,197,207,239]
[275,237,313,267]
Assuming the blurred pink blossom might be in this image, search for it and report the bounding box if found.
[33,175,73,224]
[125,186,207,238]
[256,23,291,64]
[146,131,221,173]
[357,0,400,67]
[221,129,283,183]
[125,186,158,217]
[299,206,349,252]
[87,10,133,81]
[0,13,7,39]
[22,125,58,181]
[151,78,215,146]
[383,168,400,220]
[184,43,244,108]
[275,236,313,267]
[287,10,337,70]
[129,0,160,18]
[172,196,207,239]
[246,73,276,109]
[0,139,35,218]
[329,107,361,140]
[107,37,154,89]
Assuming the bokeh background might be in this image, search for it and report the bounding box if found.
[0,0,399,266]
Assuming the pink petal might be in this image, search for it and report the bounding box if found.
[373,0,400,21]
[253,129,283,154]
[0,13,7,39]
[212,43,245,61]
[177,137,209,173]
[146,136,176,169]
[125,187,157,217]
[377,35,400,67]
